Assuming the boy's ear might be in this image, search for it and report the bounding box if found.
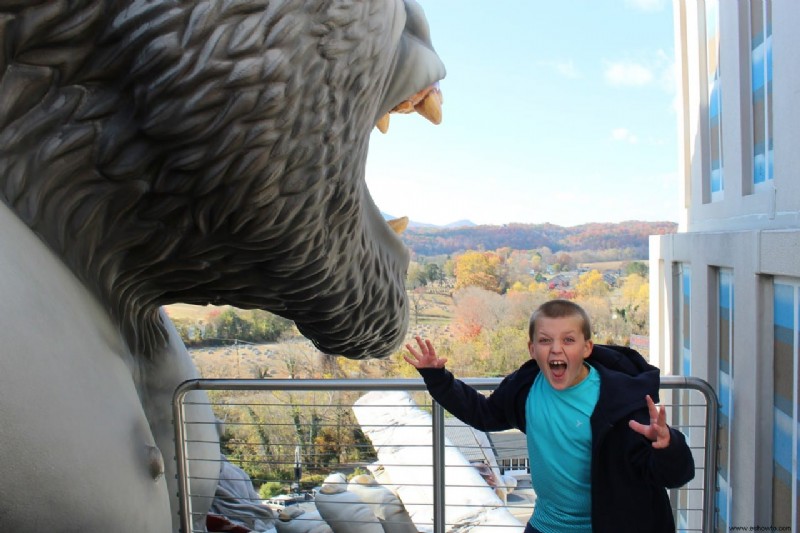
[527,340,536,359]
[583,340,594,359]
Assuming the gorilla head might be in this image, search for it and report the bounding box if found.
[0,0,446,358]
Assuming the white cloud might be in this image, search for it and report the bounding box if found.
[611,128,639,144]
[625,0,667,12]
[538,59,581,79]
[555,61,580,79]
[604,61,654,87]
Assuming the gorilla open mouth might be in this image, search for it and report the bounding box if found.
[371,0,446,235]
[376,83,442,134]
[377,81,442,234]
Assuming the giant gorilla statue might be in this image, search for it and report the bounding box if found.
[0,1,445,531]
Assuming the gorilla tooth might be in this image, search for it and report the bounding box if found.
[377,83,444,133]
[415,87,442,125]
[376,113,390,133]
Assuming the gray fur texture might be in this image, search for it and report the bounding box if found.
[0,0,445,358]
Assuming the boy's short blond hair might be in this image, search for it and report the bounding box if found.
[528,299,592,341]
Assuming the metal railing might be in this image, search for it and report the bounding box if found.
[173,376,717,533]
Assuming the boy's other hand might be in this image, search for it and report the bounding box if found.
[404,336,448,369]
[628,395,671,449]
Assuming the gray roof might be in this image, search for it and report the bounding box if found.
[444,417,494,463]
[442,419,528,463]
[486,429,527,461]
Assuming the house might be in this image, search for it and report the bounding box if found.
[486,429,529,480]
[601,271,618,288]
[650,2,798,530]
[546,272,575,290]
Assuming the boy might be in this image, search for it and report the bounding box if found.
[404,299,694,533]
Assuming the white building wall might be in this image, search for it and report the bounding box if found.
[676,3,800,233]
[651,1,800,530]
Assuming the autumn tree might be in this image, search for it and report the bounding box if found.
[504,288,548,327]
[443,257,456,278]
[248,310,293,342]
[551,252,575,273]
[448,288,539,377]
[452,286,505,339]
[508,281,526,293]
[190,307,291,346]
[406,261,427,289]
[530,252,543,272]
[407,260,446,289]
[538,247,553,267]
[408,286,428,325]
[212,308,253,340]
[578,295,625,344]
[487,325,529,376]
[424,262,443,283]
[572,270,616,343]
[575,269,610,299]
[617,273,649,334]
[625,261,649,277]
[503,250,535,287]
[454,251,504,293]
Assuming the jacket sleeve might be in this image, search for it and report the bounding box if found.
[624,408,696,489]
[417,367,516,432]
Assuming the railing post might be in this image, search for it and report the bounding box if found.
[432,401,446,533]
[173,380,200,533]
[661,375,719,533]
[695,377,718,533]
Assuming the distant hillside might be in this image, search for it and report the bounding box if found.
[381,212,476,229]
[441,219,477,229]
[400,220,677,256]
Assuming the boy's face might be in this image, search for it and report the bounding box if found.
[528,315,593,390]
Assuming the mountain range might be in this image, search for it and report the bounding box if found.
[381,216,677,257]
[381,212,476,229]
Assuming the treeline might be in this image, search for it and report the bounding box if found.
[171,308,293,347]
[401,220,676,256]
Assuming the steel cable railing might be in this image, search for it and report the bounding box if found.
[174,376,717,533]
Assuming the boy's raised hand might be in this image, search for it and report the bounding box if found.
[628,395,671,449]
[404,336,448,369]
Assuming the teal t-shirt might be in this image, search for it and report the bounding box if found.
[526,364,600,532]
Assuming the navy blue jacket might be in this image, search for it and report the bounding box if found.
[417,344,695,532]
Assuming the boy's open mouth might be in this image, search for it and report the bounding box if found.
[549,361,567,378]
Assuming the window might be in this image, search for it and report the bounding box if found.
[773,280,799,531]
[498,457,529,474]
[676,264,692,531]
[705,0,724,201]
[751,0,773,189]
[717,269,733,532]
[680,266,692,377]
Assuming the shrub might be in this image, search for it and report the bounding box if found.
[347,467,370,481]
[300,473,326,491]
[258,481,284,499]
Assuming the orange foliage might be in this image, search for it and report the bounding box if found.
[454,321,483,341]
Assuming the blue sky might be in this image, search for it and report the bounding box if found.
[365,0,679,227]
